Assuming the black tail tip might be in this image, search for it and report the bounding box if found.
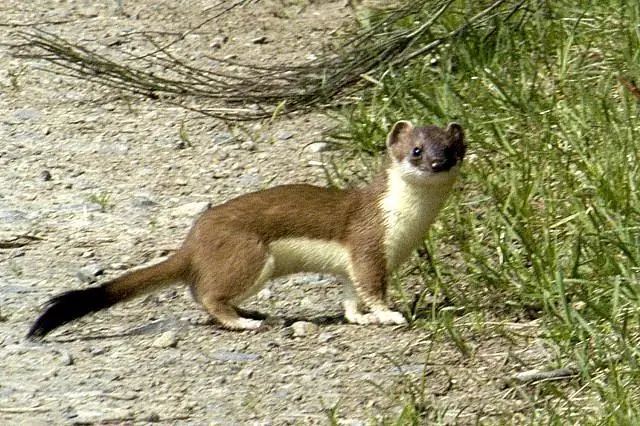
[26,322,48,341]
[26,287,114,340]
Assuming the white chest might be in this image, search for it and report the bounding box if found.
[379,168,455,269]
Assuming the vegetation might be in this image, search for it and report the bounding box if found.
[330,0,640,423]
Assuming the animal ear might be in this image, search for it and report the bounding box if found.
[446,122,464,144]
[386,120,414,147]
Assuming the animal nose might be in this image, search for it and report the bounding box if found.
[431,159,453,172]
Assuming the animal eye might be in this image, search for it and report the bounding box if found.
[411,147,423,157]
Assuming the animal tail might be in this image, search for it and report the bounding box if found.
[27,251,190,340]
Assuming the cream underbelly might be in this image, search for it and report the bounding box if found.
[268,237,352,278]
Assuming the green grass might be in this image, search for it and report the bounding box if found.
[332,0,640,423]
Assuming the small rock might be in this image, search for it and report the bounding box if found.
[276,131,293,140]
[39,170,52,181]
[252,35,268,44]
[76,263,104,283]
[174,178,188,186]
[210,34,228,49]
[256,288,272,300]
[318,332,336,343]
[145,412,161,422]
[174,140,189,150]
[109,262,129,270]
[170,201,210,218]
[81,250,95,258]
[58,350,74,366]
[300,297,315,311]
[211,168,230,179]
[306,142,332,153]
[90,346,106,356]
[291,321,318,337]
[151,331,179,348]
[213,132,234,144]
[238,368,254,379]
[239,174,260,187]
[240,141,257,151]
[230,162,244,171]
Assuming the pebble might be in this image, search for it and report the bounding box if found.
[211,167,230,179]
[240,140,257,151]
[99,143,129,155]
[151,331,179,348]
[57,350,74,366]
[300,297,315,311]
[213,375,228,386]
[252,35,268,44]
[210,34,228,49]
[39,170,53,181]
[256,288,272,300]
[306,142,332,153]
[170,201,210,217]
[213,132,234,144]
[318,332,336,343]
[238,368,254,379]
[145,412,161,422]
[76,263,104,283]
[291,321,318,337]
[276,131,293,140]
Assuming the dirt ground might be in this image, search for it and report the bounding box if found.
[1,1,547,424]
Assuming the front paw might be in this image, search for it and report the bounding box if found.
[372,309,407,325]
[345,310,407,326]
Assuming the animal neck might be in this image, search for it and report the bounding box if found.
[377,163,457,269]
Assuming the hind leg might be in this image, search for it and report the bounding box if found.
[201,301,264,330]
[190,232,274,330]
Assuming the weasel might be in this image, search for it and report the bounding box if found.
[27,121,466,339]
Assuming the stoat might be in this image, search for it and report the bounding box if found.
[27,120,466,339]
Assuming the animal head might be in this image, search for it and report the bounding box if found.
[386,121,466,186]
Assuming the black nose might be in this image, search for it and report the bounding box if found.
[431,158,455,172]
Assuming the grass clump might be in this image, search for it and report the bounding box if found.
[334,0,640,423]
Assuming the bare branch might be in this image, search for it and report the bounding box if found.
[10,0,538,120]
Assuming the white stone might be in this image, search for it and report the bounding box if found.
[170,201,210,218]
[291,321,318,337]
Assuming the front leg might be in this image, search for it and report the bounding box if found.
[342,251,407,326]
